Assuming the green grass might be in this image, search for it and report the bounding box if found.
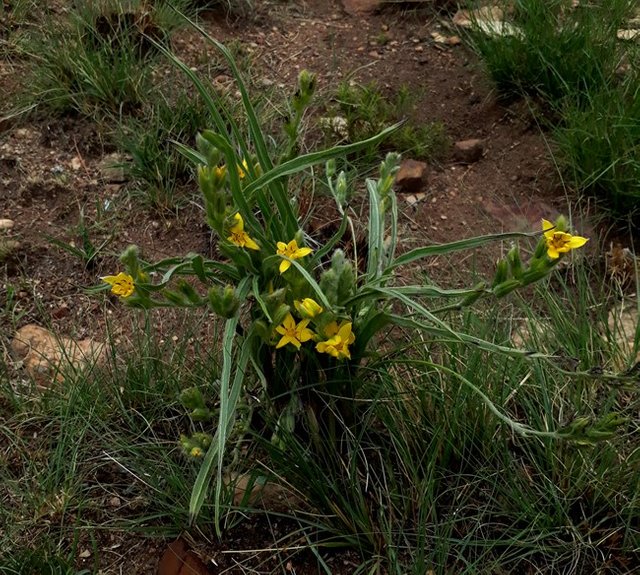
[330,81,448,164]
[116,91,214,211]
[2,257,637,573]
[18,0,188,118]
[468,0,640,217]
[554,68,640,218]
[469,0,634,105]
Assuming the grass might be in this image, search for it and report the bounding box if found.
[554,67,640,219]
[330,81,448,164]
[115,91,214,211]
[1,257,637,573]
[467,0,640,218]
[18,0,188,118]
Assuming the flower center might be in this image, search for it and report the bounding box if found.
[550,232,570,250]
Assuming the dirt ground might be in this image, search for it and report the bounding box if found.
[0,0,608,572]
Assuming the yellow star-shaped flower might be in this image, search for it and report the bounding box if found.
[228,213,260,251]
[101,272,135,298]
[275,313,315,349]
[316,321,355,360]
[276,239,312,274]
[542,219,588,259]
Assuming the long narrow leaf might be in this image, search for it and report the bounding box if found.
[389,231,536,270]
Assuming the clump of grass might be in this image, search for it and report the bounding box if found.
[116,91,213,211]
[469,0,635,105]
[20,0,185,118]
[331,81,448,162]
[554,69,640,219]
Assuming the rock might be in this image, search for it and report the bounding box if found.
[606,301,640,369]
[0,219,14,230]
[617,29,640,41]
[453,139,484,164]
[453,6,504,27]
[11,324,107,386]
[98,153,128,183]
[158,538,210,575]
[341,0,382,15]
[395,159,428,194]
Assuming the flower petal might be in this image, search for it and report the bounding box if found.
[294,247,313,258]
[547,246,560,259]
[279,259,292,274]
[276,241,288,253]
[541,219,556,240]
[567,235,588,249]
[244,235,260,251]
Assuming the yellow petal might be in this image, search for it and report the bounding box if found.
[231,213,244,233]
[279,259,292,274]
[316,341,328,353]
[276,335,293,349]
[294,247,313,258]
[547,246,560,259]
[276,241,288,253]
[541,218,556,239]
[244,235,260,251]
[567,235,588,249]
[337,322,353,342]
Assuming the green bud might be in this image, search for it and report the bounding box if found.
[554,215,568,232]
[507,245,523,280]
[319,268,338,306]
[196,132,221,166]
[521,268,549,285]
[177,280,203,305]
[335,171,348,206]
[337,260,355,303]
[163,289,191,306]
[492,278,522,298]
[293,70,316,110]
[179,387,206,411]
[271,303,291,328]
[191,432,212,448]
[533,237,548,260]
[119,245,141,279]
[492,259,509,287]
[208,285,240,318]
[326,159,336,179]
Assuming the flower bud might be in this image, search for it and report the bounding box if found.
[208,284,240,318]
[492,259,509,287]
[492,278,522,298]
[507,245,523,280]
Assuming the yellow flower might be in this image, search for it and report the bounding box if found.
[237,159,250,179]
[101,272,135,298]
[542,219,588,259]
[275,313,314,349]
[276,239,313,274]
[294,297,323,319]
[228,213,260,250]
[316,321,355,360]
[190,447,204,458]
[214,165,227,180]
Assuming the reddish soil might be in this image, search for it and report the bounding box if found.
[1,0,592,572]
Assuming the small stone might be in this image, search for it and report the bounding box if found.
[70,156,83,171]
[414,45,424,52]
[98,153,128,183]
[0,219,14,230]
[395,159,428,194]
[405,194,418,207]
[368,50,381,58]
[79,549,91,559]
[453,139,485,164]
[109,496,121,508]
[260,78,274,88]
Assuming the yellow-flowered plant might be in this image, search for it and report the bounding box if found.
[275,313,314,349]
[101,272,135,298]
[542,218,589,259]
[276,239,313,274]
[228,213,260,250]
[98,44,617,529]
